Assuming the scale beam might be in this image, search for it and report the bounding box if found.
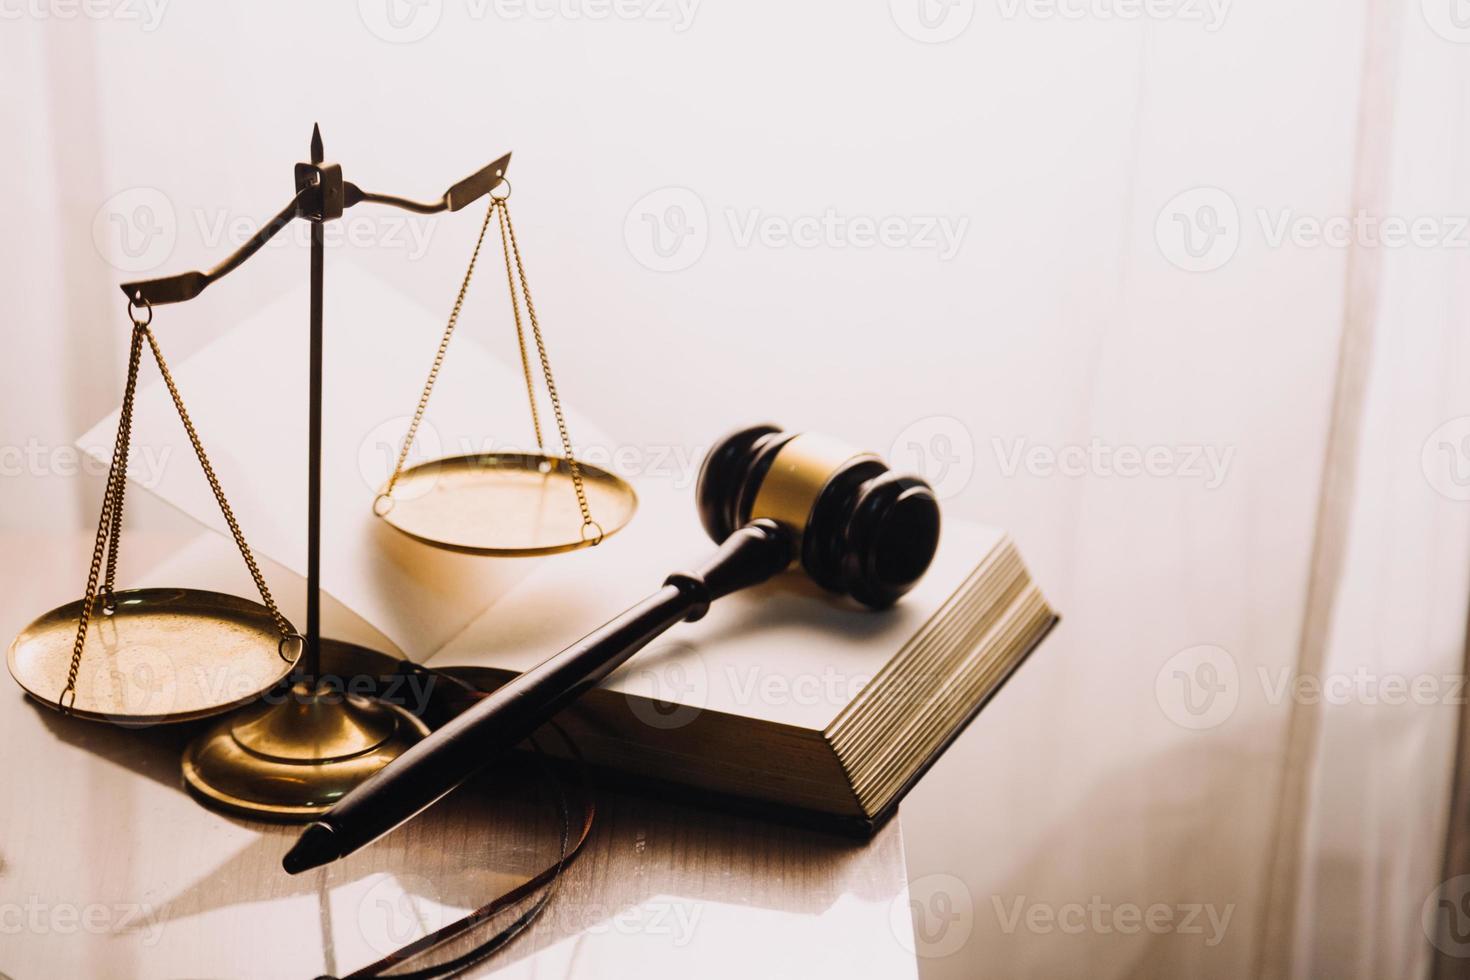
[119,150,512,307]
[153,125,511,819]
[347,152,514,214]
[111,127,511,684]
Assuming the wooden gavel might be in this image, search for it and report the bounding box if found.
[695,423,942,609]
[284,424,942,872]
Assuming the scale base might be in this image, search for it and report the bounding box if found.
[182,645,429,821]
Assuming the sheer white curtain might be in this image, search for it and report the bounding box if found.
[1272,5,1470,974]
[4,3,1469,978]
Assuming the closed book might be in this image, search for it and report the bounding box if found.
[430,480,1057,833]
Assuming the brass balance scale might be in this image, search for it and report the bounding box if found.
[6,128,636,819]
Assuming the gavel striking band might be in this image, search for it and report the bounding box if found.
[283,424,942,873]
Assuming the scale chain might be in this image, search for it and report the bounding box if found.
[498,199,599,543]
[100,326,143,611]
[377,192,600,544]
[61,323,146,710]
[139,326,294,642]
[61,309,299,711]
[380,195,498,500]
[495,198,545,452]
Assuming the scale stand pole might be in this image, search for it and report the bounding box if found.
[117,130,512,672]
[114,129,513,819]
[304,123,326,682]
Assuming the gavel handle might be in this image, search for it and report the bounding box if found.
[285,520,795,871]
[474,518,796,737]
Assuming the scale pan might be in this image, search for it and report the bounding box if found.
[375,452,637,556]
[7,588,299,725]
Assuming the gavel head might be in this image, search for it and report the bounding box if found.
[696,424,942,609]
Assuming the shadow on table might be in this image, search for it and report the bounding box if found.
[22,686,882,978]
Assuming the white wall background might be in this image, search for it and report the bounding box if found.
[4,1,1470,978]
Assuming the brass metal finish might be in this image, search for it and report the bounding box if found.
[119,151,514,306]
[494,200,597,532]
[138,325,294,638]
[379,199,499,504]
[750,433,868,541]
[376,191,634,555]
[9,134,522,824]
[495,190,544,451]
[104,129,516,687]
[44,312,298,717]
[377,453,638,556]
[9,589,298,724]
[181,640,430,820]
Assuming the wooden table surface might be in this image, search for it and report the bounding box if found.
[0,532,917,980]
